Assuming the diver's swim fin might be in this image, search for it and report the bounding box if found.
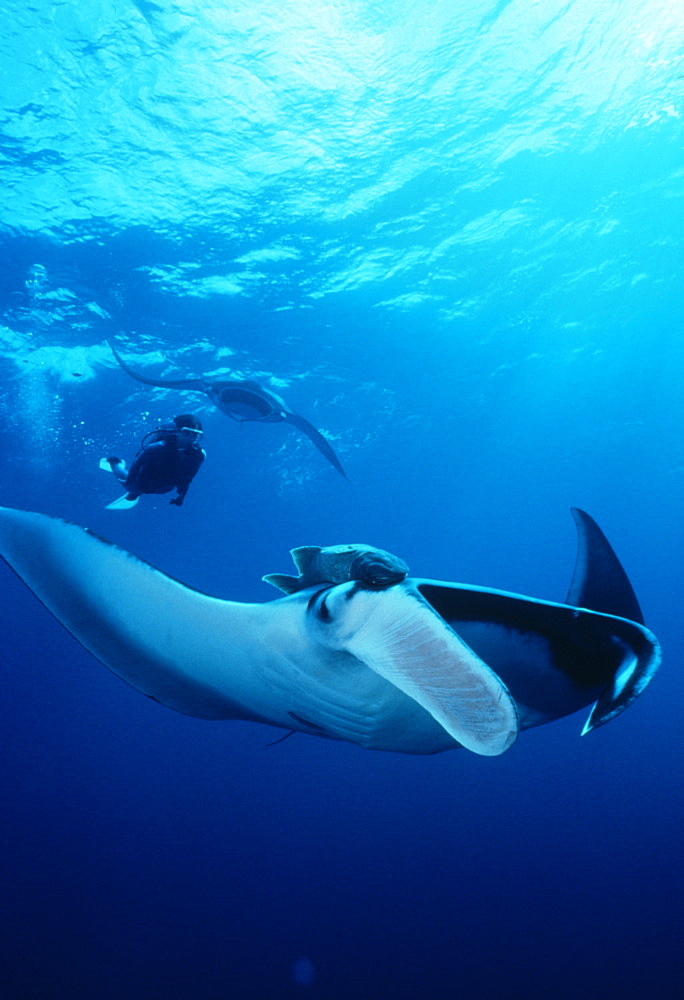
[99,456,128,483]
[106,494,139,510]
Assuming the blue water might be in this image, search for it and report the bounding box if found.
[1,2,683,997]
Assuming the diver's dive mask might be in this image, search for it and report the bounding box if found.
[178,426,203,443]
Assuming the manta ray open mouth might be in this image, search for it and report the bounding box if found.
[309,582,520,756]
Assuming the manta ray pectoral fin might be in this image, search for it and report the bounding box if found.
[313,584,519,756]
[110,342,207,391]
[284,412,348,479]
[0,507,261,722]
[565,508,659,733]
[262,573,302,594]
[566,508,644,624]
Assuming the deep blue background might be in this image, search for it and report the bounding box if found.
[1,2,684,997]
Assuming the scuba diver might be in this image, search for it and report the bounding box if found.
[101,414,205,510]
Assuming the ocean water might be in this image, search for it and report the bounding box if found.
[1,1,683,997]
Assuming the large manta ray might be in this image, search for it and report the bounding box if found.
[109,343,347,479]
[0,507,659,756]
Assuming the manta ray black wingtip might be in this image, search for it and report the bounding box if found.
[566,508,658,736]
[567,507,644,625]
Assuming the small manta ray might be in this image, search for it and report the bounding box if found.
[0,507,659,756]
[109,342,347,479]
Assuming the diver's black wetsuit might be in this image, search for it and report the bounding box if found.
[118,426,205,506]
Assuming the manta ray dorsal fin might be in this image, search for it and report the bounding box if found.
[566,509,644,624]
[290,546,321,573]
